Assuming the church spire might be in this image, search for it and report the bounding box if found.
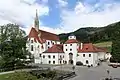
[34,9,39,31]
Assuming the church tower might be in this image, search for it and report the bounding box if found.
[34,9,39,32]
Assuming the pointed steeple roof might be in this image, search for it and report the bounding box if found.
[34,9,39,31]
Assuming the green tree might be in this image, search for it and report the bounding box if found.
[111,23,120,62]
[0,24,28,70]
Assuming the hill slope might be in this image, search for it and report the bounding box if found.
[58,21,120,43]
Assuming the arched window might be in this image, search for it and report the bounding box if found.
[53,61,55,64]
[83,54,85,57]
[86,60,89,64]
[31,45,33,51]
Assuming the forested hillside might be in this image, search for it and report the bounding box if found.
[58,21,120,43]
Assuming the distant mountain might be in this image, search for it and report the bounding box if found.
[58,21,120,43]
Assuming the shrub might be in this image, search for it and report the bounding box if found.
[9,71,37,80]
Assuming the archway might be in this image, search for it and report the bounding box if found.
[69,53,73,64]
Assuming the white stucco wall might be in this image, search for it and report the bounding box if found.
[37,53,65,64]
[93,53,99,66]
[77,53,94,66]
[98,52,106,60]
[63,43,78,65]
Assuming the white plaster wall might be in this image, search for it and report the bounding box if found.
[39,53,65,64]
[77,53,94,66]
[63,43,78,65]
[105,53,112,60]
[98,52,106,60]
[93,53,99,66]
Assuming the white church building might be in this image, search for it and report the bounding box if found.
[26,10,110,67]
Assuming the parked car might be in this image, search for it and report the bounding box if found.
[76,61,83,66]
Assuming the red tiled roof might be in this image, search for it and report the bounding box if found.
[28,27,59,43]
[39,29,59,41]
[28,27,45,43]
[65,39,78,44]
[78,43,107,53]
[44,44,64,53]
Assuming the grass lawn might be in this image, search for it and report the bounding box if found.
[0,73,12,80]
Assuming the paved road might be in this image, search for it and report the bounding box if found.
[55,62,120,80]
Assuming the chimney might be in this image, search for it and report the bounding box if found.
[80,43,83,49]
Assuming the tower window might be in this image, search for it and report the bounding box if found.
[66,49,67,51]
[70,44,72,46]
[89,54,91,57]
[48,42,50,45]
[70,49,72,51]
[31,45,33,51]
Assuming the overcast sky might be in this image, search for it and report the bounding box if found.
[0,0,120,34]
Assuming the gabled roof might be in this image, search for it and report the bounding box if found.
[28,27,45,43]
[78,43,107,53]
[44,44,64,53]
[39,29,59,41]
[28,27,59,43]
[65,39,78,44]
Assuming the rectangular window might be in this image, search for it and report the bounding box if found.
[53,61,55,64]
[48,55,51,58]
[39,54,41,57]
[89,54,91,57]
[83,54,85,57]
[31,45,33,51]
[53,55,55,59]
[48,42,50,45]
[43,55,45,58]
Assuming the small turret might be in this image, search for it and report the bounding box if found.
[68,34,76,40]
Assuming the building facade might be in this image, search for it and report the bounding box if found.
[27,10,110,67]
